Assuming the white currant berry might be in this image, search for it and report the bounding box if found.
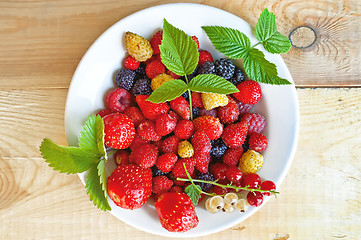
[223,193,238,206]
[222,203,235,213]
[235,199,249,212]
[205,197,217,213]
[209,196,224,211]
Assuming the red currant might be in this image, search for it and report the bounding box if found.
[260,180,276,196]
[241,173,261,189]
[247,191,263,207]
[210,162,228,180]
[225,165,243,184]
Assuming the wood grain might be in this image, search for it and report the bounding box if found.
[0,88,360,239]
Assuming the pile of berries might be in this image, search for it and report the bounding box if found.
[96,30,275,232]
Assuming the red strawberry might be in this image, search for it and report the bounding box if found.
[223,147,243,166]
[240,113,266,134]
[174,120,194,139]
[129,143,158,168]
[155,113,177,136]
[198,50,213,65]
[160,135,180,154]
[156,153,178,173]
[191,36,200,49]
[96,108,113,118]
[171,158,196,179]
[249,132,268,152]
[124,55,140,70]
[108,164,152,210]
[166,69,180,79]
[114,149,130,165]
[191,130,211,155]
[221,120,248,148]
[169,185,184,193]
[103,113,135,149]
[105,88,133,113]
[170,96,190,120]
[137,120,161,141]
[193,116,223,140]
[233,80,262,105]
[152,175,173,194]
[146,60,165,79]
[168,110,181,122]
[155,192,199,232]
[150,30,163,54]
[129,133,150,151]
[194,153,210,173]
[123,106,145,127]
[136,95,169,121]
[218,97,239,124]
[191,92,204,108]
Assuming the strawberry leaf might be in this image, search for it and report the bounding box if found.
[184,184,202,205]
[188,74,239,94]
[147,79,188,103]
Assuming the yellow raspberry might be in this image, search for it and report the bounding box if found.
[238,150,264,174]
[151,73,174,91]
[201,93,229,110]
[178,140,194,158]
[125,32,153,62]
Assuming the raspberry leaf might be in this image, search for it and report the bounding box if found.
[185,184,202,205]
[243,48,291,84]
[255,8,291,54]
[188,74,239,94]
[85,162,111,211]
[201,26,250,59]
[147,79,188,103]
[159,19,199,76]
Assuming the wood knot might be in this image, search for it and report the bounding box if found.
[289,26,317,49]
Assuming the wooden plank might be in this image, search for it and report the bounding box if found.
[0,88,360,239]
[0,0,360,89]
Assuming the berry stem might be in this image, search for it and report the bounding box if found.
[184,75,193,120]
[251,41,262,48]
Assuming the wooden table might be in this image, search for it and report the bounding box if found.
[1,0,360,239]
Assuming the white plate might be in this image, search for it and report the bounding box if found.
[65,3,299,238]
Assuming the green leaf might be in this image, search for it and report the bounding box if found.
[78,115,107,160]
[202,26,251,59]
[159,19,199,76]
[243,48,291,85]
[184,184,202,205]
[188,74,239,94]
[85,163,111,211]
[147,79,188,103]
[255,8,291,54]
[97,159,107,199]
[40,138,100,174]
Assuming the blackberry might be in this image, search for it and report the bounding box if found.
[214,58,235,80]
[131,78,152,96]
[229,67,245,86]
[210,138,228,160]
[134,62,146,80]
[192,107,199,119]
[182,66,199,81]
[242,135,251,152]
[195,172,215,192]
[182,90,189,100]
[115,68,135,90]
[151,166,168,177]
[197,61,216,75]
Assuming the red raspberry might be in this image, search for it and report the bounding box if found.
[198,50,213,65]
[146,60,165,79]
[171,158,196,178]
[156,153,178,173]
[105,88,133,113]
[249,132,268,152]
[174,120,194,139]
[210,162,228,180]
[191,92,204,108]
[260,180,276,196]
[124,55,140,70]
[225,165,243,184]
[136,95,169,121]
[191,36,200,49]
[221,120,248,148]
[169,185,184,193]
[96,108,113,118]
[155,113,177,136]
[123,106,145,127]
[129,133,150,151]
[247,191,263,207]
[129,143,158,168]
[241,113,266,134]
[191,130,211,155]
[160,135,180,154]
[166,69,180,79]
[170,96,190,120]
[234,98,252,115]
[114,149,130,165]
[194,153,210,173]
[103,113,135,149]
[150,30,162,54]
[223,147,243,166]
[193,116,223,140]
[198,108,217,118]
[242,173,261,189]
[137,120,161,141]
[233,80,262,105]
[218,97,239,124]
[152,175,173,194]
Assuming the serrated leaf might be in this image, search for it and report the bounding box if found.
[147,79,188,103]
[85,163,111,211]
[184,184,202,205]
[40,138,100,174]
[78,115,107,160]
[188,74,239,94]
[243,48,291,85]
[202,26,251,59]
[97,159,107,199]
[159,19,199,76]
[255,8,291,54]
